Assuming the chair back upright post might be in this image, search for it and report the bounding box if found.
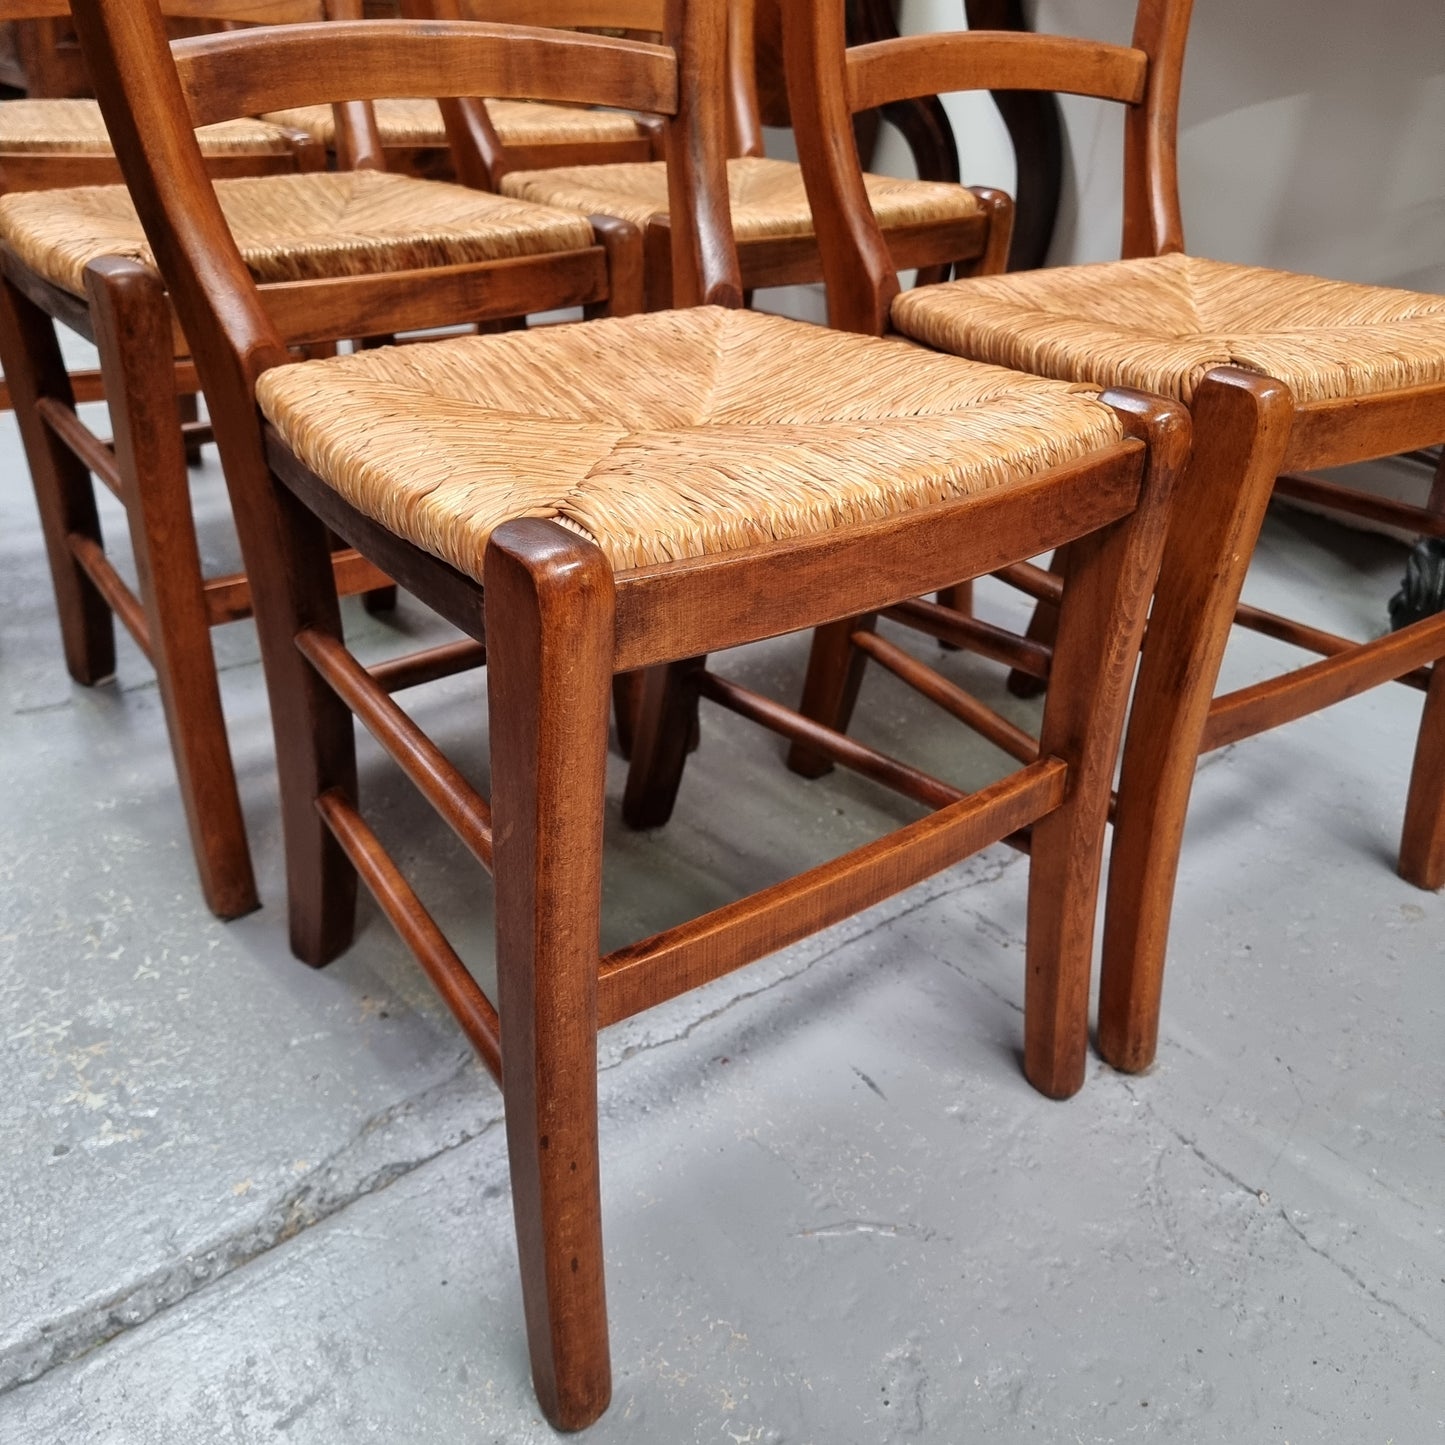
[782,0,1194,334]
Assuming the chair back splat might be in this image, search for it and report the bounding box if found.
[783,0,1193,332]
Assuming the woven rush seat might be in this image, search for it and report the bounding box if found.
[263,97,647,149]
[0,169,598,297]
[501,153,981,241]
[254,306,1124,575]
[892,252,1445,406]
[0,97,296,156]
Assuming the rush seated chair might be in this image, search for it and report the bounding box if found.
[72,0,1191,1424]
[782,0,1445,1074]
[445,0,1009,311]
[0,0,645,922]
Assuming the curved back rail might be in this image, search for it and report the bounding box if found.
[782,0,1193,332]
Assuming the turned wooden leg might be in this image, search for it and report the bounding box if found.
[622,654,706,829]
[0,269,115,685]
[87,261,258,920]
[1098,370,1295,1074]
[486,519,614,1432]
[786,613,877,778]
[1399,652,1445,889]
[1023,392,1191,1099]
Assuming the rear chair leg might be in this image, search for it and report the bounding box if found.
[786,613,877,778]
[87,261,259,919]
[1024,393,1191,1099]
[1098,369,1295,1074]
[622,654,706,829]
[1399,654,1445,889]
[486,519,615,1432]
[0,269,115,685]
[1005,549,1066,699]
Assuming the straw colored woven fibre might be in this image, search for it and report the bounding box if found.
[263,98,644,149]
[254,306,1123,576]
[501,155,980,240]
[0,98,295,156]
[892,252,1445,406]
[0,170,597,297]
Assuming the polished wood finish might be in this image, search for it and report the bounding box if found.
[1,0,643,918]
[786,0,1445,1082]
[71,0,1193,1421]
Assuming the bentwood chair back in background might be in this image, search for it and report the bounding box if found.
[782,0,1445,1076]
[68,0,1201,1423]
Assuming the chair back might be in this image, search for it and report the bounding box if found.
[782,0,1193,332]
[0,1,332,18]
[65,0,739,436]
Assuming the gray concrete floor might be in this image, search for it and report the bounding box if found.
[0,383,1441,1443]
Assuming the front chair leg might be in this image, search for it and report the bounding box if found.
[1098,369,1295,1074]
[1025,392,1192,1099]
[486,519,615,1432]
[786,613,877,778]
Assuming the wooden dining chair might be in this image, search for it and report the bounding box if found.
[71,0,1191,1422]
[453,0,1009,311]
[0,0,646,922]
[782,0,1445,1075]
[0,1,326,422]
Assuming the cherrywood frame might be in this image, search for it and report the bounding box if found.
[69,0,1199,1425]
[781,0,1445,1076]
[2,0,644,920]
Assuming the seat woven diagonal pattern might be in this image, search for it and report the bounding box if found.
[501,153,981,241]
[892,252,1445,406]
[0,169,597,296]
[254,306,1123,574]
[263,97,646,148]
[0,97,297,155]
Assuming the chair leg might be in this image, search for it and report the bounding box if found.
[1097,370,1295,1075]
[1398,449,1445,887]
[1399,654,1445,889]
[622,654,706,829]
[1005,548,1066,699]
[87,264,259,920]
[178,389,205,468]
[0,270,115,685]
[786,613,877,778]
[1023,395,1189,1099]
[485,519,614,1432]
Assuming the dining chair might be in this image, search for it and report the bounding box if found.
[0,0,644,921]
[71,0,1190,1422]
[782,0,1445,1074]
[0,1,324,420]
[460,0,1009,311]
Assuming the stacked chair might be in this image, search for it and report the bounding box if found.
[0,0,646,921]
[473,0,1010,309]
[0,0,323,413]
[782,0,1445,1072]
[67,0,1197,1424]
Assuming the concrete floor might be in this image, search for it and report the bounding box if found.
[0,382,1442,1443]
